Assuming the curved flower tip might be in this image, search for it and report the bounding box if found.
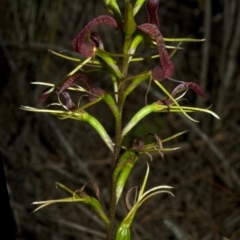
[151,64,174,81]
[157,82,206,106]
[138,23,174,80]
[171,82,206,98]
[60,91,74,110]
[72,15,118,57]
[58,73,104,102]
[37,89,50,106]
[37,87,54,106]
[58,73,92,94]
[146,0,160,29]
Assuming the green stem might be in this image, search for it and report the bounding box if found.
[122,34,131,76]
[107,32,132,239]
[107,88,126,239]
[107,104,123,239]
[107,168,118,240]
[107,0,137,233]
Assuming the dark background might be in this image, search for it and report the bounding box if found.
[0,0,240,239]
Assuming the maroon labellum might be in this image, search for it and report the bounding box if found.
[58,73,92,94]
[72,15,117,57]
[157,82,206,106]
[146,0,160,29]
[151,65,164,81]
[138,23,174,81]
[78,41,95,58]
[171,82,206,98]
[58,73,104,102]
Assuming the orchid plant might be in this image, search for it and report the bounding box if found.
[21,0,219,239]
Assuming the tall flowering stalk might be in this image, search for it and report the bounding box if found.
[21,1,219,239]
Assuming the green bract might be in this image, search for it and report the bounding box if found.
[116,163,174,239]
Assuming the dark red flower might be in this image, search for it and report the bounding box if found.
[72,15,117,57]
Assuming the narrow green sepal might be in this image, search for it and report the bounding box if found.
[133,0,146,16]
[87,196,110,226]
[115,150,138,204]
[123,72,150,100]
[103,0,122,24]
[123,1,137,35]
[103,93,119,119]
[96,48,123,78]
[117,163,174,236]
[128,34,144,55]
[121,104,158,139]
[32,182,110,226]
[20,107,114,152]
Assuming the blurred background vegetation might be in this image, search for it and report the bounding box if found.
[0,0,240,239]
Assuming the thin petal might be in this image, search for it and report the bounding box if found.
[60,91,74,110]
